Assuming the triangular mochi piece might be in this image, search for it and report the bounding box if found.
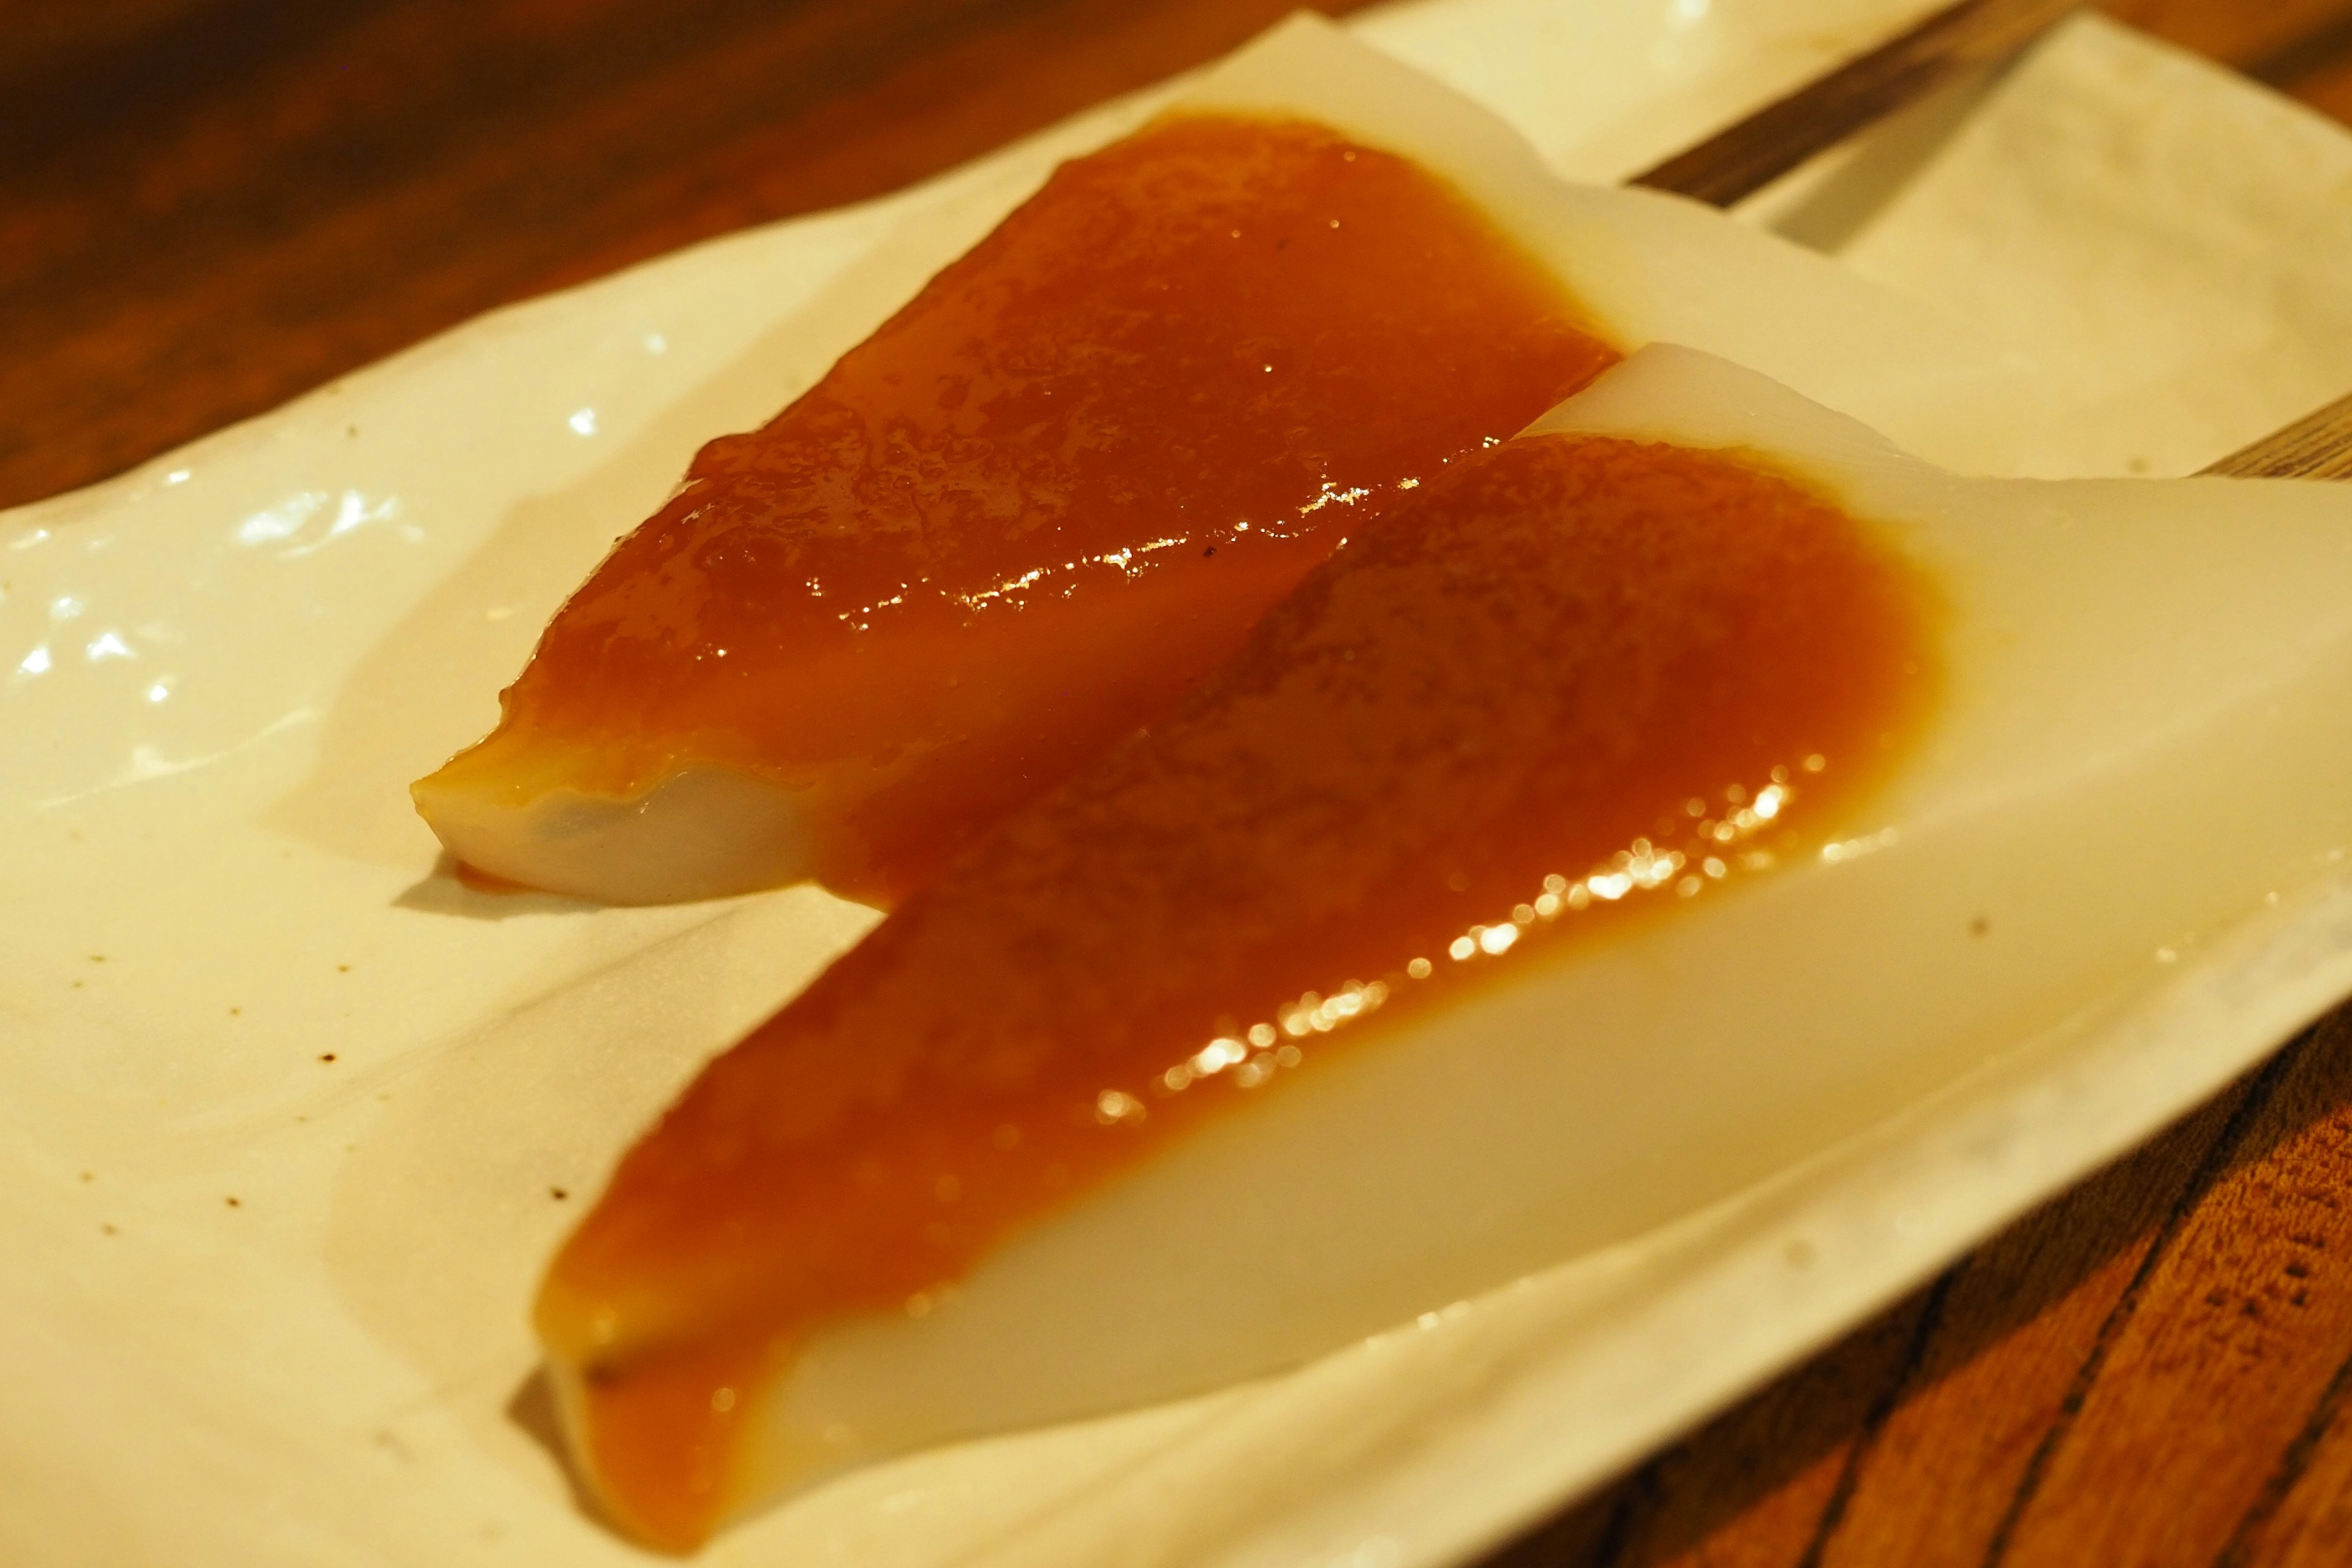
[411,15,2032,907]
[535,345,2352,1548]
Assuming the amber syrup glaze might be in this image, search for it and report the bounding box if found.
[535,435,1942,1550]
[420,114,1619,904]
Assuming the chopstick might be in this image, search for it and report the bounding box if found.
[2203,393,2352,480]
[1630,0,2082,208]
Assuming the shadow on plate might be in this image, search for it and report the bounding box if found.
[394,851,598,921]
[508,1366,609,1528]
[1754,58,2003,255]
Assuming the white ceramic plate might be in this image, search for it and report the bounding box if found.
[8,3,2352,1565]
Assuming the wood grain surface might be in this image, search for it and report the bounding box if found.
[2209,391,2352,481]
[13,2,2352,1563]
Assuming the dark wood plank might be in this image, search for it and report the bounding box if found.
[0,1,207,80]
[2099,0,2352,72]
[2206,393,2352,480]
[2222,1347,2352,1564]
[1988,1019,2352,1564]
[1811,1083,2261,1568]
[1513,1290,1949,1567]
[2278,37,2352,125]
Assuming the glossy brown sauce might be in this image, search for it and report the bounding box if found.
[420,113,1618,905]
[535,435,1940,1550]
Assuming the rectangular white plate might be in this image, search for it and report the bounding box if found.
[9,2,2352,1564]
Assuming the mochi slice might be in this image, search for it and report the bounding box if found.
[409,13,2032,909]
[534,345,2352,1550]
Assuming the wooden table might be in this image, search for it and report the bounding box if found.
[12,2,2352,1561]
